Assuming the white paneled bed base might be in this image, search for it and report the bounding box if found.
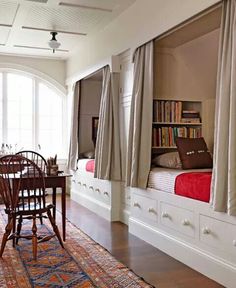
[129,187,236,288]
[71,170,121,221]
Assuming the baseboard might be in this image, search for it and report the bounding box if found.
[120,207,130,225]
[129,217,236,288]
[71,191,112,221]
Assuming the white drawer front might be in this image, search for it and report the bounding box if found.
[121,188,131,205]
[132,194,158,222]
[73,174,111,205]
[160,202,195,238]
[200,215,236,254]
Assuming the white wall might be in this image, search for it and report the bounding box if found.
[155,29,219,100]
[0,54,66,90]
[79,79,102,154]
[155,29,219,150]
[67,0,219,81]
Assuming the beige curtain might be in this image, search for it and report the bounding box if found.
[67,82,80,171]
[211,0,236,216]
[126,41,154,188]
[94,66,121,181]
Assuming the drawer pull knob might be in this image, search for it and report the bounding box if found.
[233,240,236,247]
[133,202,141,208]
[182,219,190,226]
[104,191,109,196]
[78,181,81,185]
[202,227,211,235]
[162,212,169,218]
[72,179,76,183]
[89,186,93,190]
[148,208,157,214]
[95,188,100,193]
[83,183,87,187]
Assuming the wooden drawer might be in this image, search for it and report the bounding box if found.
[160,202,195,238]
[132,194,158,222]
[200,215,236,254]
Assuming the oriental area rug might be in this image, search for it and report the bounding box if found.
[0,209,153,288]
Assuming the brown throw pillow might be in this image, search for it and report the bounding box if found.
[176,137,213,169]
[152,152,182,169]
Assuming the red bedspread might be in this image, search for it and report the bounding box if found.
[86,160,95,173]
[175,172,212,203]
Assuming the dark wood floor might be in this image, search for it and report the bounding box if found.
[57,196,224,288]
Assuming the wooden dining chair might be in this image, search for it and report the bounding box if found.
[16,150,48,224]
[15,150,47,173]
[0,154,63,260]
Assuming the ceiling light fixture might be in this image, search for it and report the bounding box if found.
[48,31,61,53]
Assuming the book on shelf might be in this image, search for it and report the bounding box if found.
[153,100,183,123]
[152,126,202,147]
[182,110,200,118]
[181,118,201,123]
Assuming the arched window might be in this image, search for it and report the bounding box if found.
[0,70,66,158]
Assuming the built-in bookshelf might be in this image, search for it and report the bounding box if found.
[152,99,202,150]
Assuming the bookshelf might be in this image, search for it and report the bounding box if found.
[152,99,202,150]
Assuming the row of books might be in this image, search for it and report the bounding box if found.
[152,127,202,147]
[153,100,201,123]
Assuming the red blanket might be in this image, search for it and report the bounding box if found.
[175,172,212,203]
[86,160,95,173]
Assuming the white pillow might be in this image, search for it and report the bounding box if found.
[152,152,182,169]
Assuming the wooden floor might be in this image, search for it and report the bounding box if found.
[57,196,224,288]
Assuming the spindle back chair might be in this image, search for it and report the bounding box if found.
[0,154,63,260]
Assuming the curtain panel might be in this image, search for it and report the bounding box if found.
[126,41,154,189]
[211,0,236,216]
[94,66,121,181]
[67,81,80,171]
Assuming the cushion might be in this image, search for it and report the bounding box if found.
[152,152,182,169]
[176,137,213,169]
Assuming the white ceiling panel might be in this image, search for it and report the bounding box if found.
[0,0,136,59]
[23,5,108,33]
[0,27,11,45]
[58,0,125,10]
[0,1,19,25]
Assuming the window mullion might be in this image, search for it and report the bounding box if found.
[2,72,7,144]
[33,78,39,151]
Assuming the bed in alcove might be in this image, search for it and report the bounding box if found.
[71,69,121,222]
[129,5,236,288]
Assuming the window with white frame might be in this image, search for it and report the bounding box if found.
[0,70,66,159]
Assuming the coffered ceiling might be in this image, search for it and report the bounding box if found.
[0,0,136,59]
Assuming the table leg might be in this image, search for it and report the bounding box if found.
[61,180,66,241]
[52,188,56,220]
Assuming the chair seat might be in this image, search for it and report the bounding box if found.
[16,203,54,215]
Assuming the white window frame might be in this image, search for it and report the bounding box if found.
[0,69,67,159]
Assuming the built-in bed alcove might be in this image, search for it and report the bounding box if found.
[71,68,121,222]
[129,5,236,288]
[153,5,221,153]
[79,70,103,155]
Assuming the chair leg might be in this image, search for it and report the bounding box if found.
[16,215,23,245]
[47,209,64,248]
[0,217,13,257]
[32,216,37,260]
[39,213,43,225]
[12,215,16,247]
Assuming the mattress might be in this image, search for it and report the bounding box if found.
[148,167,212,194]
[77,159,94,173]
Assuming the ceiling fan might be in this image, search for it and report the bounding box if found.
[48,31,61,53]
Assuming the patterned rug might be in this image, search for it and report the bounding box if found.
[0,209,154,288]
